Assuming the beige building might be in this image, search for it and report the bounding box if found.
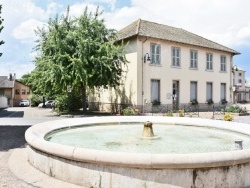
[0,74,31,107]
[233,67,249,103]
[92,19,240,112]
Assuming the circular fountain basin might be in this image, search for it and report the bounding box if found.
[25,116,250,187]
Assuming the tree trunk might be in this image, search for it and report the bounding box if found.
[42,96,46,108]
[81,82,87,112]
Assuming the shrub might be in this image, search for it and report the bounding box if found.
[166,110,173,117]
[30,94,41,107]
[122,107,139,116]
[152,100,161,105]
[190,99,198,105]
[178,109,185,117]
[224,113,233,121]
[55,94,82,112]
[225,105,247,114]
[221,99,228,104]
[206,99,214,105]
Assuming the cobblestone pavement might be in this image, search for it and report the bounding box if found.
[1,106,250,187]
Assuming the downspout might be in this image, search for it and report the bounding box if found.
[230,55,235,104]
[230,55,234,104]
[141,37,148,114]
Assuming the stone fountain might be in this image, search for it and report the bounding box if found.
[25,116,250,187]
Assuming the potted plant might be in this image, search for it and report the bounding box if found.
[221,99,228,104]
[152,100,161,106]
[206,99,214,105]
[190,99,198,105]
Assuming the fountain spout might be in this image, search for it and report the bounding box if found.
[142,121,154,137]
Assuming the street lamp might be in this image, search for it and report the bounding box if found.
[232,65,238,74]
[231,65,238,104]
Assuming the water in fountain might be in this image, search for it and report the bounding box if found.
[45,122,250,154]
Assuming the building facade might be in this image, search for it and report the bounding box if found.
[92,19,239,112]
[0,74,31,107]
[233,68,249,103]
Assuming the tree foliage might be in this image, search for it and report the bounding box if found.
[29,6,128,111]
[0,5,4,57]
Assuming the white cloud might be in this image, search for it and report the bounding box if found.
[89,0,116,11]
[2,0,61,44]
[0,61,35,79]
[104,0,250,47]
[12,19,45,44]
[67,3,100,18]
[236,26,250,45]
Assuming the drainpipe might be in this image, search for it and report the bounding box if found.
[141,37,148,115]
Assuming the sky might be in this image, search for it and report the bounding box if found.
[0,0,250,81]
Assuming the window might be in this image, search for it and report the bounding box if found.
[150,44,161,65]
[239,79,242,84]
[151,79,160,102]
[221,83,226,100]
[190,81,197,101]
[0,89,4,96]
[220,55,226,71]
[15,89,20,95]
[190,50,197,68]
[27,90,30,95]
[22,89,26,95]
[172,47,181,66]
[206,53,213,70]
[239,73,242,76]
[206,82,213,101]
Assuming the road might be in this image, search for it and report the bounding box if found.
[0,107,67,188]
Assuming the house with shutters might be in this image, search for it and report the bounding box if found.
[91,19,240,112]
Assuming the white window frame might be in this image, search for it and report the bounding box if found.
[150,43,161,65]
[220,55,226,72]
[190,50,198,69]
[206,53,213,70]
[172,47,181,67]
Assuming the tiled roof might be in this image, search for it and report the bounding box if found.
[0,76,14,88]
[117,19,240,55]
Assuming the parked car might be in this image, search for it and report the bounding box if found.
[19,100,30,107]
[38,100,54,108]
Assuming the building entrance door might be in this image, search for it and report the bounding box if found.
[172,80,179,111]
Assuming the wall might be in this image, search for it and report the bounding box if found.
[94,36,235,111]
[92,37,139,111]
[138,38,233,105]
[0,96,8,108]
[13,81,31,106]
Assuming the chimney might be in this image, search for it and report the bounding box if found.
[13,73,16,80]
[9,73,12,81]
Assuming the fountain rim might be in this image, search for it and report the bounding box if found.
[25,116,250,169]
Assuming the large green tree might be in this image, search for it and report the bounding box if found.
[32,7,127,111]
[0,5,4,57]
